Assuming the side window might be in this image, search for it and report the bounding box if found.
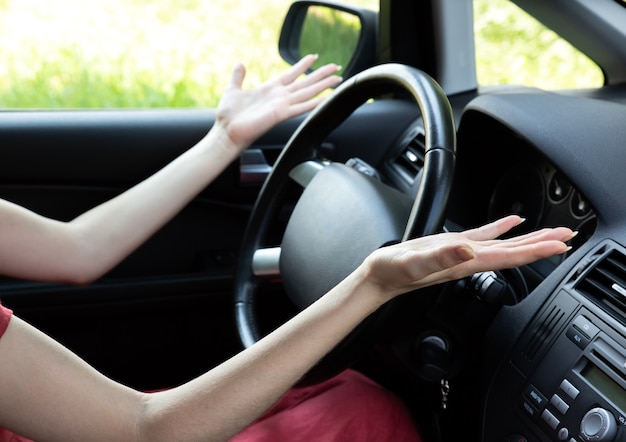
[0,0,299,109]
[474,0,603,89]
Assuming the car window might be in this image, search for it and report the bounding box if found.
[0,0,301,109]
[0,0,379,110]
[474,0,604,89]
[5,0,599,110]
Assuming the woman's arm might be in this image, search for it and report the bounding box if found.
[0,55,341,285]
[0,215,575,441]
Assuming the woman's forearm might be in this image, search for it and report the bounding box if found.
[138,267,383,441]
[0,126,236,285]
[66,126,238,283]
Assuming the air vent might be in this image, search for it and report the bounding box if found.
[576,249,626,322]
[393,131,425,182]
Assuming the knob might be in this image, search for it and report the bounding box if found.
[580,407,617,441]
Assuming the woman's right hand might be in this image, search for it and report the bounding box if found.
[215,54,342,154]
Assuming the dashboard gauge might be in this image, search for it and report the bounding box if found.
[488,165,545,236]
[548,171,572,203]
[570,190,593,218]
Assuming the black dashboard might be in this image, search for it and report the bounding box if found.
[374,85,626,441]
[453,88,626,441]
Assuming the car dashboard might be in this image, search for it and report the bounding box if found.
[449,88,626,441]
[364,84,626,441]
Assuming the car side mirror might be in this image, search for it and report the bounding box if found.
[278,1,378,79]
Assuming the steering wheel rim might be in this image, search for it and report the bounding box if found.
[234,64,456,372]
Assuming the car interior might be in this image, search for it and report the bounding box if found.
[3,0,626,441]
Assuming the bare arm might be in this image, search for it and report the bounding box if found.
[0,216,575,441]
[0,55,341,285]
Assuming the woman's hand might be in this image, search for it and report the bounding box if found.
[215,54,342,151]
[360,215,576,300]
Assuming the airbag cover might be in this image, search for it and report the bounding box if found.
[280,162,413,309]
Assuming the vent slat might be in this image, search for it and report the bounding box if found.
[576,250,626,323]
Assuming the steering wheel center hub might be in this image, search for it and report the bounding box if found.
[280,162,413,309]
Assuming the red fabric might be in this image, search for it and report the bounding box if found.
[0,303,11,340]
[230,369,422,442]
[0,428,31,442]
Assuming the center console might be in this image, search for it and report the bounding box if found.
[484,241,626,441]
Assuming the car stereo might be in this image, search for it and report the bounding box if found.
[484,243,626,441]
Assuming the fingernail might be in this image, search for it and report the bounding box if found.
[335,65,343,72]
[569,231,579,240]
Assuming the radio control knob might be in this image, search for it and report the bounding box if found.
[580,407,617,441]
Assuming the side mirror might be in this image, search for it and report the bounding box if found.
[278,1,378,79]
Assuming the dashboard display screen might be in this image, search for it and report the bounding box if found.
[582,363,626,413]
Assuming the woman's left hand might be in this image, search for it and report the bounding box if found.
[360,215,576,301]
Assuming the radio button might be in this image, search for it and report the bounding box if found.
[573,315,600,339]
[560,379,580,400]
[541,409,560,430]
[521,400,541,420]
[551,394,570,415]
[567,326,591,349]
[525,384,548,409]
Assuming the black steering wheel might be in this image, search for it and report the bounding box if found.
[234,63,456,381]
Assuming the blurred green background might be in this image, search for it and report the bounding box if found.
[0,0,603,109]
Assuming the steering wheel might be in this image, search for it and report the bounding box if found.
[234,63,456,382]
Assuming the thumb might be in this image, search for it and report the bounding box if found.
[453,245,475,263]
[412,243,475,280]
[228,62,246,90]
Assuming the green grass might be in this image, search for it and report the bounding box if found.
[0,0,603,109]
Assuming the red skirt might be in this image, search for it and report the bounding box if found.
[230,369,422,442]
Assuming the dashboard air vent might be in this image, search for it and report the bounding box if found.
[393,131,425,182]
[576,249,626,322]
